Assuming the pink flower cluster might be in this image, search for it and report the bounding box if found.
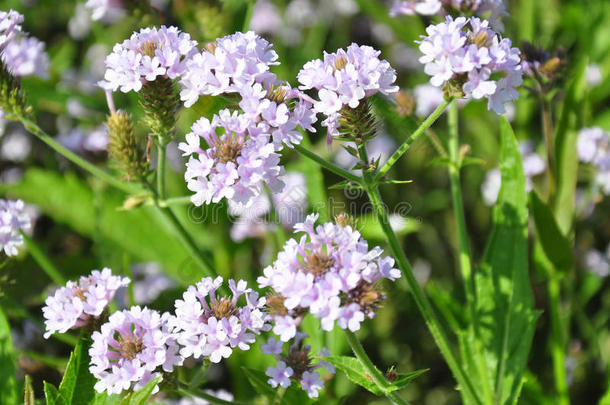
[418,16,522,114]
[179,109,285,207]
[258,214,401,342]
[99,26,198,93]
[170,276,269,363]
[89,306,183,394]
[42,268,129,338]
[0,9,22,49]
[0,198,30,257]
[297,44,398,142]
[262,334,334,398]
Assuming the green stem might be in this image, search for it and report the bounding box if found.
[375,99,451,182]
[356,142,482,405]
[19,231,65,285]
[122,251,135,307]
[548,277,570,405]
[344,330,409,405]
[293,144,362,184]
[16,117,139,194]
[144,182,217,278]
[242,0,256,31]
[177,386,245,405]
[541,98,556,201]
[157,141,167,199]
[447,101,475,311]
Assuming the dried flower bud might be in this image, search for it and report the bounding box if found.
[395,91,415,116]
[334,213,357,228]
[106,111,149,181]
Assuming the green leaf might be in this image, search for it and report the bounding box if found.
[472,117,539,405]
[553,57,588,235]
[529,191,573,271]
[58,334,96,405]
[242,367,280,401]
[358,213,420,241]
[323,356,384,396]
[388,369,428,392]
[0,307,17,405]
[119,377,160,405]
[44,382,65,405]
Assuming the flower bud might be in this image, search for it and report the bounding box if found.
[0,60,31,119]
[336,99,378,143]
[138,75,180,143]
[106,111,149,182]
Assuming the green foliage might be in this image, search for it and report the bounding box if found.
[119,377,160,405]
[58,334,97,405]
[462,117,539,405]
[242,367,310,405]
[0,307,17,405]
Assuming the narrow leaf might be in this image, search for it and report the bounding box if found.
[388,369,428,392]
[44,382,64,405]
[119,377,160,405]
[24,375,35,405]
[0,307,17,405]
[473,117,539,405]
[324,355,384,396]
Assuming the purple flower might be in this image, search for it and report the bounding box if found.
[89,306,183,395]
[42,268,129,338]
[417,16,522,114]
[171,276,269,363]
[99,26,197,93]
[0,199,30,257]
[258,214,400,337]
[179,109,285,207]
[0,10,23,49]
[2,36,49,79]
[298,44,398,142]
[262,334,334,398]
[86,0,125,23]
[577,127,610,169]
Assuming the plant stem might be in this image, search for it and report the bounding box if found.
[446,101,475,311]
[293,144,362,184]
[541,97,556,201]
[375,99,451,182]
[178,386,245,405]
[242,0,256,31]
[356,142,482,405]
[548,277,570,405]
[344,330,409,405]
[19,231,65,285]
[16,116,139,194]
[157,140,167,199]
[144,181,217,278]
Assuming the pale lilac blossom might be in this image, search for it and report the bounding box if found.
[89,306,182,394]
[85,0,125,23]
[100,26,197,93]
[42,268,129,338]
[417,16,522,114]
[0,10,22,49]
[0,198,30,257]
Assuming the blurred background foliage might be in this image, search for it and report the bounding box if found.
[1,0,610,404]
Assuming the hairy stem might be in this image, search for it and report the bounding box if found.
[541,98,556,201]
[16,116,139,194]
[157,141,167,199]
[375,99,451,182]
[344,330,409,405]
[20,231,65,285]
[294,143,362,184]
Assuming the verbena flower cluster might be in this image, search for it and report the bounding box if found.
[0,198,31,256]
[258,214,401,342]
[417,16,522,114]
[179,109,285,207]
[178,31,317,207]
[0,9,49,79]
[42,268,130,338]
[297,43,398,142]
[577,127,610,194]
[89,306,183,394]
[390,0,507,30]
[171,276,269,363]
[99,25,198,93]
[262,334,335,398]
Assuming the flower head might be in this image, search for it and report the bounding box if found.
[171,276,269,363]
[258,214,401,340]
[263,334,334,398]
[179,109,285,207]
[417,16,522,114]
[89,306,183,395]
[85,0,125,23]
[0,198,31,256]
[2,36,49,79]
[42,268,129,338]
[0,10,23,49]
[100,26,198,93]
[297,44,398,142]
